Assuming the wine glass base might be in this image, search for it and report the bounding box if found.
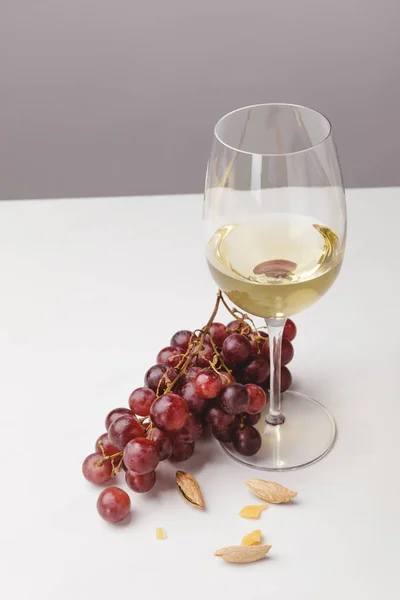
[221,391,337,471]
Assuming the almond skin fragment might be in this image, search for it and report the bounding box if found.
[241,529,262,546]
[239,504,268,519]
[215,544,271,564]
[175,471,205,508]
[156,527,166,540]
[245,479,297,504]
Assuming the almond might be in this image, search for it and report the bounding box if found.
[246,479,297,504]
[175,471,205,508]
[215,544,271,564]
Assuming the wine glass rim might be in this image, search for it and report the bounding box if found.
[214,103,332,157]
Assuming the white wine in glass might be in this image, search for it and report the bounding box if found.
[204,104,346,470]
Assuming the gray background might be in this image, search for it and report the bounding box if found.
[1,0,399,200]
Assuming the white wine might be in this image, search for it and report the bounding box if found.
[206,214,343,319]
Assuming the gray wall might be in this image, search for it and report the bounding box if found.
[1,1,399,200]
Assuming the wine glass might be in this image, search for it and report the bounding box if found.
[204,103,346,471]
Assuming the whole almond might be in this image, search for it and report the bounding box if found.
[246,479,297,504]
[215,544,271,564]
[175,471,205,508]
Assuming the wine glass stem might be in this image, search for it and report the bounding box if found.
[265,318,286,425]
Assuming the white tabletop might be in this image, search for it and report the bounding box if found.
[0,188,399,599]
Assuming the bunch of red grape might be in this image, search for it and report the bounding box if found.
[82,295,296,522]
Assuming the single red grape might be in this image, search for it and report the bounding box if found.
[129,387,156,417]
[227,320,251,335]
[144,364,177,393]
[125,469,156,493]
[261,337,294,366]
[248,331,268,353]
[243,412,261,426]
[212,418,239,443]
[97,487,131,523]
[248,337,260,354]
[245,384,267,414]
[263,367,292,393]
[108,414,145,450]
[150,393,189,432]
[170,441,195,462]
[194,369,222,399]
[222,334,251,367]
[105,407,132,430]
[236,355,270,384]
[206,404,236,429]
[181,382,207,415]
[82,453,113,484]
[195,342,214,368]
[180,366,202,387]
[95,433,120,457]
[283,319,297,342]
[233,426,262,456]
[170,330,196,352]
[219,371,236,388]
[211,427,231,443]
[123,437,159,474]
[219,383,250,414]
[207,322,228,346]
[150,427,173,460]
[156,346,183,368]
[172,413,203,443]
[281,366,292,392]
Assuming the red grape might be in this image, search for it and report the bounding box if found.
[105,407,132,430]
[172,413,203,443]
[248,331,268,353]
[233,426,262,456]
[180,366,202,387]
[150,393,189,432]
[245,384,267,414]
[219,371,236,388]
[212,419,239,443]
[194,369,222,399]
[144,364,177,393]
[261,337,294,366]
[219,383,250,414]
[195,342,214,368]
[207,322,228,346]
[125,469,156,493]
[108,414,145,450]
[206,404,236,429]
[283,319,297,342]
[263,367,292,393]
[170,441,195,462]
[227,320,251,335]
[95,433,120,457]
[170,330,196,351]
[222,334,251,367]
[97,487,131,523]
[156,346,183,368]
[82,453,113,484]
[129,387,156,417]
[248,337,260,355]
[281,366,292,392]
[150,427,173,460]
[243,412,261,426]
[236,355,270,384]
[181,382,207,415]
[123,437,159,474]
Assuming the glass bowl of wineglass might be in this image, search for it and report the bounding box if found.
[204,103,346,471]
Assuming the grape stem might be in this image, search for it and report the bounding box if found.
[161,291,224,395]
[95,441,123,474]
